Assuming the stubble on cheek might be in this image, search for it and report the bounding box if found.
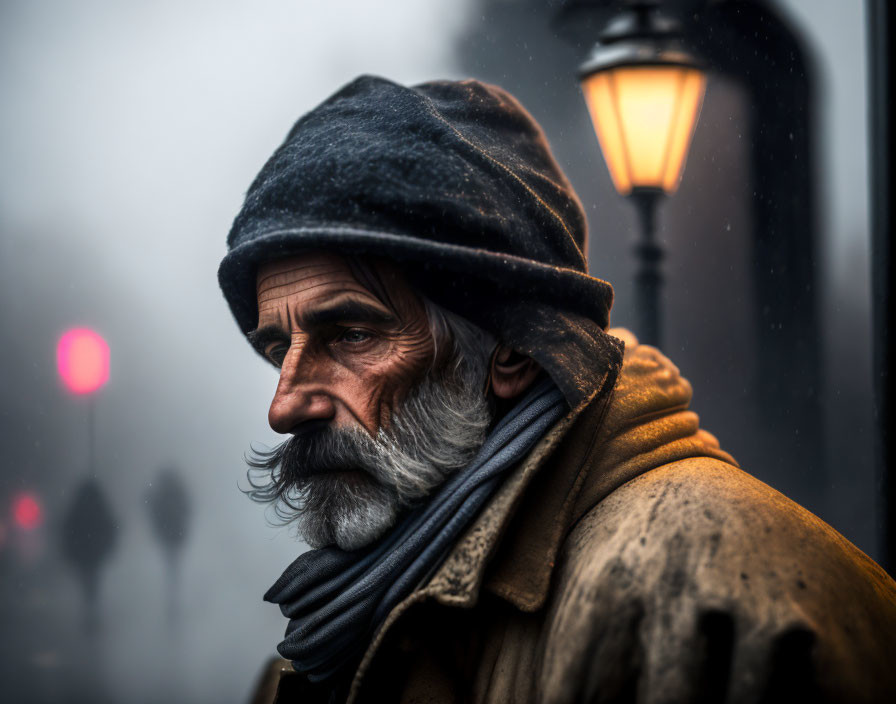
[361,333,432,432]
[376,304,436,430]
[343,261,435,432]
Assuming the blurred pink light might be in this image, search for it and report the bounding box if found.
[13,493,43,531]
[57,328,109,394]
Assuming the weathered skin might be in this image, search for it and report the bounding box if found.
[254,253,435,437]
[253,252,540,442]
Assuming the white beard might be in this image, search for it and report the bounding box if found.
[292,373,492,551]
[295,472,399,551]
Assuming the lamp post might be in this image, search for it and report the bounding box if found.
[578,0,706,347]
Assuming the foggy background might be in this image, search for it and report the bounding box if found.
[0,1,875,702]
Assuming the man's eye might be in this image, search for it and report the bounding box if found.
[266,344,289,366]
[338,328,374,344]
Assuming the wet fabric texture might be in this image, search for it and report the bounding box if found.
[264,378,567,682]
[217,75,623,410]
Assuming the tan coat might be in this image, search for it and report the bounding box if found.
[253,330,896,704]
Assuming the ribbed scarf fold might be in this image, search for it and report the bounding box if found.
[264,378,567,682]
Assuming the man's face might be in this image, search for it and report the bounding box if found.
[247,252,495,551]
[252,252,435,437]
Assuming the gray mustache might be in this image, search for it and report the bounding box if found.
[263,426,381,483]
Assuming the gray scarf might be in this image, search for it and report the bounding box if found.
[264,378,567,682]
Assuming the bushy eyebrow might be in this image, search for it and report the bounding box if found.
[247,298,398,355]
[247,325,289,356]
[301,299,397,328]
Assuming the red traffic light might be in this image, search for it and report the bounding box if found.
[13,492,43,531]
[57,328,110,395]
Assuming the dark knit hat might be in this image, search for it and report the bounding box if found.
[218,75,623,409]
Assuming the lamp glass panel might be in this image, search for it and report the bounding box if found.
[611,66,686,188]
[661,68,706,192]
[581,72,633,193]
[582,64,706,194]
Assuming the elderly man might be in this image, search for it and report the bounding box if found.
[218,76,896,703]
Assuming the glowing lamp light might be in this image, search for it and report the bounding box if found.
[576,1,706,348]
[13,492,43,531]
[581,64,705,195]
[57,328,110,395]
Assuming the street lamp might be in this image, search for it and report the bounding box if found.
[578,0,706,347]
[56,327,115,631]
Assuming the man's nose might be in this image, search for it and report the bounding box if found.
[267,349,336,434]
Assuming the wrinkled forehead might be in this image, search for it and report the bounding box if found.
[255,251,423,321]
[256,252,361,299]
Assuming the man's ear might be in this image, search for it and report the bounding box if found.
[489,345,541,400]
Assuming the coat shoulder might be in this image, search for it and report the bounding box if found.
[566,457,893,595]
[536,458,896,704]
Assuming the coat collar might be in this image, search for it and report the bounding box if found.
[421,372,614,609]
[422,367,616,610]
